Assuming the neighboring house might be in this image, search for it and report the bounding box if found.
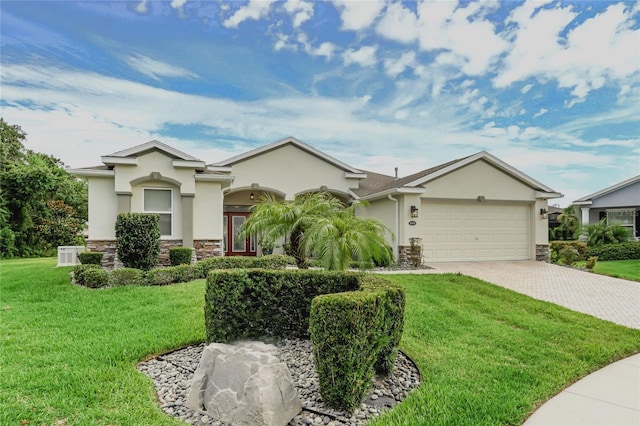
[69,137,562,266]
[573,175,640,240]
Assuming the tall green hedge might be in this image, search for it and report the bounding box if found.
[586,241,640,261]
[204,269,360,343]
[169,247,193,266]
[196,254,289,278]
[115,213,160,271]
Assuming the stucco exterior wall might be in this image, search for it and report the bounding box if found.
[588,181,640,209]
[114,151,196,195]
[422,160,535,201]
[87,176,118,239]
[228,144,357,198]
[194,181,224,240]
[130,181,183,240]
[360,198,397,246]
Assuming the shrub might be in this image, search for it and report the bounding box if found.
[115,213,160,271]
[586,242,640,261]
[204,269,361,343]
[196,255,289,278]
[583,219,632,246]
[550,241,587,264]
[109,268,145,287]
[82,268,110,288]
[169,247,193,266]
[310,291,386,412]
[586,256,598,270]
[78,252,103,265]
[73,264,101,285]
[145,267,177,286]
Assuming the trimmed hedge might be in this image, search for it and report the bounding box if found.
[310,291,386,412]
[115,213,161,271]
[196,254,289,278]
[72,264,101,285]
[78,252,103,265]
[550,241,587,264]
[169,247,193,266]
[586,242,640,261]
[82,268,110,288]
[205,269,361,343]
[109,268,146,287]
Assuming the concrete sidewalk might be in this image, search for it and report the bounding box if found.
[524,353,640,426]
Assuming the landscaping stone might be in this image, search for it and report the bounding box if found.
[186,341,301,426]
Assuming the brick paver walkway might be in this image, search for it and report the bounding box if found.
[385,261,640,329]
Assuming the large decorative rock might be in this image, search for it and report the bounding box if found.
[186,341,301,426]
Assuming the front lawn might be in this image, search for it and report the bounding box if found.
[2,259,639,425]
[577,259,640,282]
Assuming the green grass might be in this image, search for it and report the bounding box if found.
[576,259,640,282]
[2,259,639,426]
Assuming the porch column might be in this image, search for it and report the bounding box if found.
[182,194,194,248]
[116,192,132,214]
[581,207,590,226]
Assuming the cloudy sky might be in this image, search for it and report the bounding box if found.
[1,0,639,205]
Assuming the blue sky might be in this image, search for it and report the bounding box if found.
[1,0,639,206]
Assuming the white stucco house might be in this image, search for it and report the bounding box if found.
[69,137,562,267]
[573,175,640,240]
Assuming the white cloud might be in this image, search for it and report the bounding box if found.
[521,84,533,94]
[384,51,417,78]
[533,108,548,118]
[343,45,377,67]
[495,2,640,103]
[125,54,198,81]
[294,32,336,58]
[135,0,148,13]
[376,2,419,43]
[283,0,313,28]
[223,0,276,28]
[170,0,187,10]
[332,0,384,31]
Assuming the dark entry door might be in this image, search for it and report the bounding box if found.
[223,212,256,256]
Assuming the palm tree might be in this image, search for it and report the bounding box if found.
[302,203,393,270]
[239,192,344,268]
[558,206,580,240]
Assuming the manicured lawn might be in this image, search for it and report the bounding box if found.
[2,259,639,425]
[576,259,640,282]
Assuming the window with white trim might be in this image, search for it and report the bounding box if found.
[606,208,636,235]
[144,188,172,236]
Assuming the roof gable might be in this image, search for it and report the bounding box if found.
[104,140,201,162]
[213,136,363,174]
[573,175,640,203]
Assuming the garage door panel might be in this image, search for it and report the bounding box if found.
[420,201,530,262]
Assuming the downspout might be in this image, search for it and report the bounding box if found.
[388,194,399,262]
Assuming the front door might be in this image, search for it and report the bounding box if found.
[223,212,256,256]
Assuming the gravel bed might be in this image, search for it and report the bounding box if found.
[137,339,420,426]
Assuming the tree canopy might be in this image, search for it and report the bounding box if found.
[1,118,88,257]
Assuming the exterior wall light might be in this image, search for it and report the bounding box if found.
[410,205,419,218]
[540,208,548,219]
[250,192,255,200]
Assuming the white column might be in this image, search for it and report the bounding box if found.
[581,207,590,225]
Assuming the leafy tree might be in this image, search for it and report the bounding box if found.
[582,219,631,246]
[240,192,393,270]
[0,118,87,257]
[36,200,84,250]
[303,203,393,270]
[556,206,580,240]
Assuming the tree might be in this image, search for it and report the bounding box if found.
[0,118,88,257]
[303,203,393,270]
[240,192,393,270]
[557,206,580,240]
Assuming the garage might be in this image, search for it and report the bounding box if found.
[420,201,531,262]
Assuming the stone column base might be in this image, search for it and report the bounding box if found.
[536,244,550,262]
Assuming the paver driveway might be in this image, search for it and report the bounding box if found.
[389,261,640,329]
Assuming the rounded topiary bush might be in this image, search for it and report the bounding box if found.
[83,268,110,288]
[115,213,160,271]
[79,251,103,265]
[169,247,193,266]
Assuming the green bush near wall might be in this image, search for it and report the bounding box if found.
[72,264,101,285]
[82,268,110,288]
[196,254,289,278]
[78,252,103,265]
[115,213,161,271]
[586,242,640,261]
[203,269,405,412]
[109,268,146,287]
[169,247,193,266]
[550,241,587,264]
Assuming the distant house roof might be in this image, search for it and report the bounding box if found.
[213,136,364,175]
[356,151,560,199]
[573,175,640,204]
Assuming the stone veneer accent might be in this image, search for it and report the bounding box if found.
[397,245,423,267]
[536,244,550,262]
[86,239,223,268]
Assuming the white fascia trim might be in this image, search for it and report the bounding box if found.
[206,165,233,173]
[348,189,360,200]
[406,151,557,193]
[101,156,138,166]
[68,169,115,177]
[345,172,367,179]
[360,187,425,201]
[573,174,640,203]
[194,174,236,183]
[173,160,206,169]
[535,191,564,199]
[213,136,363,173]
[107,140,201,161]
[573,201,593,206]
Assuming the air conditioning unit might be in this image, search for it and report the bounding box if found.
[57,246,86,267]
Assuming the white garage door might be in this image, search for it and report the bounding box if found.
[420,201,531,262]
